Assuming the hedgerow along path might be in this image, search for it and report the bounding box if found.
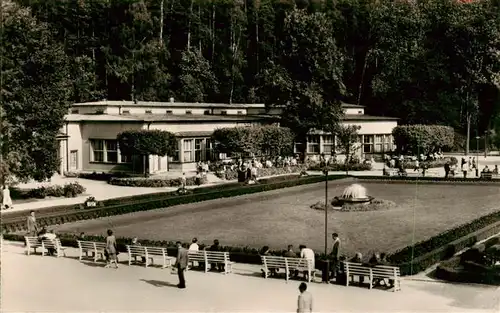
[53,180,500,259]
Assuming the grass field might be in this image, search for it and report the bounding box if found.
[53,178,500,259]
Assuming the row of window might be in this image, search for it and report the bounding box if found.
[303,134,394,154]
[90,134,394,163]
[90,138,215,164]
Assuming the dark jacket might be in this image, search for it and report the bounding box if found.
[176,247,189,269]
[331,239,341,259]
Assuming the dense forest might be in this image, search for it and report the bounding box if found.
[2,0,500,181]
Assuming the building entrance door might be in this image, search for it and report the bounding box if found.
[70,150,78,171]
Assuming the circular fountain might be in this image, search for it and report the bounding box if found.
[334,184,373,205]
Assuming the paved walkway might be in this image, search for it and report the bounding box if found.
[2,241,498,312]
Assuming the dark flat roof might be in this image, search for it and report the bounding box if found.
[343,115,399,121]
[175,131,214,137]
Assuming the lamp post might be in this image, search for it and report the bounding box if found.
[476,135,480,177]
[322,166,330,283]
[484,131,488,158]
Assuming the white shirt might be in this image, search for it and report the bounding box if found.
[189,243,199,251]
[300,248,315,265]
[297,291,313,313]
[41,233,57,240]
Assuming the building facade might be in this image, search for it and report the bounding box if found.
[57,100,398,174]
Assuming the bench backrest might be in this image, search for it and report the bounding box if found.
[261,256,312,269]
[372,265,400,277]
[78,240,107,250]
[145,246,166,256]
[25,236,41,246]
[205,251,229,262]
[41,239,62,248]
[188,250,206,261]
[344,262,372,274]
[127,245,146,255]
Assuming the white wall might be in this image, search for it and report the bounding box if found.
[342,120,397,135]
[344,108,364,115]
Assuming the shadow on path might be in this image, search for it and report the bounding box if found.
[140,279,178,288]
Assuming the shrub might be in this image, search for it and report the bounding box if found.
[109,175,209,187]
[307,163,372,171]
[63,182,86,198]
[24,182,86,199]
[392,125,454,155]
[332,198,396,212]
[212,125,294,158]
[310,201,335,210]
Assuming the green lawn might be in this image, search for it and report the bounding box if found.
[54,179,500,259]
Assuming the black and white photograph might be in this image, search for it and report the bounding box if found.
[1,0,500,312]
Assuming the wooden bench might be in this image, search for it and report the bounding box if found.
[344,262,401,292]
[41,239,67,257]
[126,245,174,268]
[78,240,107,262]
[25,236,42,255]
[481,172,493,180]
[261,256,317,283]
[188,250,234,274]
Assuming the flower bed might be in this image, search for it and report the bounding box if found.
[310,199,395,212]
[357,176,500,184]
[307,163,372,171]
[11,182,86,200]
[215,165,307,180]
[109,175,209,187]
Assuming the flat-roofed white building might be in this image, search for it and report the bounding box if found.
[56,100,398,174]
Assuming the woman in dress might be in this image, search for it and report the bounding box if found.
[105,229,118,268]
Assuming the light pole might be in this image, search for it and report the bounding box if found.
[323,166,329,283]
[476,134,480,177]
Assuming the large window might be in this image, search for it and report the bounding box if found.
[307,135,320,154]
[363,135,374,153]
[172,140,179,161]
[90,139,124,163]
[374,135,384,153]
[91,140,104,162]
[195,139,203,161]
[106,141,118,163]
[183,139,193,162]
[323,135,334,155]
[205,139,214,161]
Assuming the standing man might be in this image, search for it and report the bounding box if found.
[26,210,38,236]
[330,233,341,279]
[175,241,189,289]
[297,282,313,313]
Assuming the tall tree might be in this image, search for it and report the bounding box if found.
[1,1,72,183]
[263,8,345,158]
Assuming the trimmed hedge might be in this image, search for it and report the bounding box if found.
[65,171,132,181]
[307,163,372,171]
[356,176,500,185]
[109,175,209,187]
[215,165,307,180]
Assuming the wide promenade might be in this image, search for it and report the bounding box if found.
[2,241,499,312]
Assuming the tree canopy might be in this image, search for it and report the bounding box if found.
[117,130,177,157]
[1,1,72,184]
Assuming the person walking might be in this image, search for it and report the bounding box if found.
[175,241,189,289]
[330,233,341,279]
[2,185,12,210]
[26,211,38,237]
[297,282,313,313]
[105,229,118,268]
